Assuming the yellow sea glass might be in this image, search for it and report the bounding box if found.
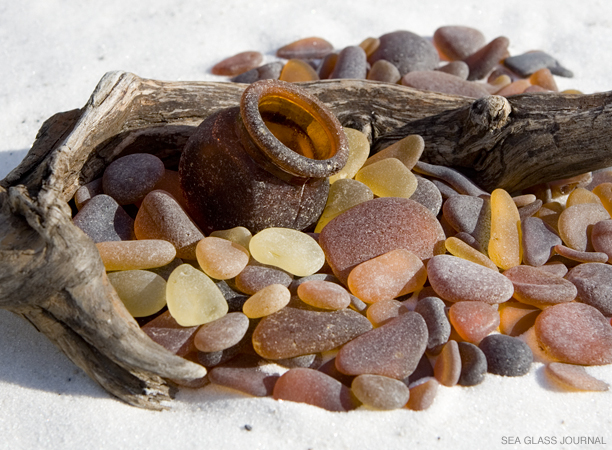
[363,134,424,170]
[107,270,167,318]
[355,158,417,199]
[444,236,498,271]
[328,128,370,183]
[166,264,228,326]
[96,239,176,271]
[242,284,291,318]
[196,236,249,280]
[249,228,325,276]
[488,188,521,270]
[566,187,602,207]
[315,179,373,232]
[209,226,253,252]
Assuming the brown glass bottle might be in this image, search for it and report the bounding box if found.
[179,79,349,234]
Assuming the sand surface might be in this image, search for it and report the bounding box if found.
[2,1,612,449]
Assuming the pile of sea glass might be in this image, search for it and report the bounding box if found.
[70,26,612,412]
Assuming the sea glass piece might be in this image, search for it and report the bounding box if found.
[521,216,562,267]
[141,310,198,356]
[196,236,249,280]
[444,236,498,271]
[330,46,367,79]
[315,179,373,233]
[479,334,533,376]
[367,59,401,83]
[406,378,438,411]
[593,182,612,217]
[433,340,461,387]
[498,301,540,337]
[368,30,439,76]
[366,299,408,327]
[363,134,424,170]
[457,342,487,386]
[433,25,486,61]
[297,280,350,310]
[529,68,558,91]
[495,79,531,97]
[231,61,284,83]
[489,188,521,270]
[279,59,320,82]
[211,51,264,76]
[252,307,372,359]
[96,239,176,271]
[553,244,608,263]
[273,368,360,412]
[518,199,542,221]
[102,153,165,205]
[72,194,134,243]
[317,53,338,79]
[503,265,577,308]
[74,178,103,210]
[276,37,334,60]
[545,362,609,392]
[463,36,510,81]
[351,374,410,410]
[208,354,280,397]
[535,302,612,365]
[355,158,418,199]
[335,312,428,379]
[319,197,445,284]
[317,357,355,386]
[566,263,612,315]
[427,254,514,304]
[406,354,434,385]
[242,284,291,319]
[358,37,380,57]
[436,61,469,79]
[401,70,490,98]
[442,194,490,250]
[535,201,563,232]
[249,227,325,276]
[328,128,370,183]
[503,51,573,78]
[235,264,293,295]
[557,203,610,251]
[153,169,189,211]
[414,161,489,197]
[347,248,427,303]
[107,270,166,318]
[414,296,451,353]
[486,74,512,94]
[592,219,612,261]
[209,226,252,252]
[166,263,228,326]
[411,175,443,216]
[194,312,250,352]
[448,301,500,344]
[135,190,205,260]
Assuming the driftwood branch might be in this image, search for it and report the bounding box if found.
[0,184,205,409]
[2,71,612,408]
[374,92,612,192]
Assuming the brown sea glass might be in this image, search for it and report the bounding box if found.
[211,51,264,76]
[179,79,349,233]
[276,37,334,60]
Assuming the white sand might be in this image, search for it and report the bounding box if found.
[2,1,612,449]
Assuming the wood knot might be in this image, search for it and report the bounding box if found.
[468,95,511,131]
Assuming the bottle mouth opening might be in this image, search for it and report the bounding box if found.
[240,80,349,178]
